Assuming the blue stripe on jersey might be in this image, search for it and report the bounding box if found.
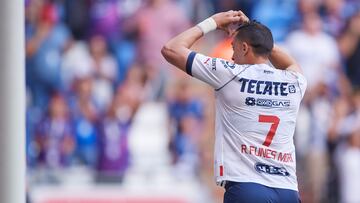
[186,51,196,76]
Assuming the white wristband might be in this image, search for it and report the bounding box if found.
[197,17,217,35]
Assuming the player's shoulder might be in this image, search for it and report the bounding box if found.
[217,58,250,72]
[282,69,307,85]
[196,53,251,75]
[256,63,306,82]
[245,63,307,88]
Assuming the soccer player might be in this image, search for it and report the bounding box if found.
[161,11,306,203]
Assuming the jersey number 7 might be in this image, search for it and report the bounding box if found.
[258,115,280,147]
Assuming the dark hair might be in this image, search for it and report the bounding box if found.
[235,20,274,56]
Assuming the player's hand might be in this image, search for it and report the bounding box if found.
[211,10,249,36]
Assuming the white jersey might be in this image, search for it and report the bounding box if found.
[186,52,307,191]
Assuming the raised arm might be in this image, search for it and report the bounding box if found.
[160,27,203,71]
[269,45,303,73]
[161,11,247,72]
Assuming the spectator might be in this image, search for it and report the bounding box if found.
[295,0,322,28]
[26,1,71,108]
[130,0,190,69]
[334,92,360,203]
[89,35,118,111]
[173,112,203,179]
[34,93,75,169]
[336,130,360,203]
[326,95,353,202]
[338,11,360,89]
[285,12,340,91]
[123,0,191,100]
[168,80,203,166]
[88,0,121,42]
[96,96,130,182]
[60,40,93,92]
[319,0,352,36]
[70,78,99,168]
[96,66,145,181]
[96,73,144,182]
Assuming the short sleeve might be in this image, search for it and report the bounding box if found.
[186,52,248,90]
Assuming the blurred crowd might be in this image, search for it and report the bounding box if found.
[25,0,360,203]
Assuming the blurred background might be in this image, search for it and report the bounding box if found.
[25,0,360,202]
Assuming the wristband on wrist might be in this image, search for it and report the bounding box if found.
[197,17,217,35]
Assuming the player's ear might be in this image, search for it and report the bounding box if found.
[242,42,250,56]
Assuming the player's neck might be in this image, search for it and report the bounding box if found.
[243,56,268,65]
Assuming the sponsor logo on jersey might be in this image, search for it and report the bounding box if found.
[263,70,274,74]
[211,58,216,71]
[255,162,290,177]
[245,97,256,106]
[288,84,296,93]
[239,77,297,96]
[245,97,290,108]
[220,59,236,69]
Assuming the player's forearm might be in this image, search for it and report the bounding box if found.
[269,45,299,71]
[162,11,245,72]
[166,26,204,49]
[161,26,203,70]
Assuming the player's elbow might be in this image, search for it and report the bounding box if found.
[161,41,187,71]
[161,45,170,59]
[161,43,175,62]
[161,42,172,56]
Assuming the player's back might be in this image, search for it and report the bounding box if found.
[187,52,306,191]
[213,63,306,191]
